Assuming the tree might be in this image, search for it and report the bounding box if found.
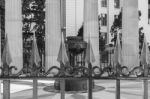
[22,0,45,72]
[110,12,122,45]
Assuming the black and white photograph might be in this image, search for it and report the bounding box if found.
[0,0,150,99]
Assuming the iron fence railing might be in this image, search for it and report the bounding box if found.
[0,50,150,78]
[0,51,150,99]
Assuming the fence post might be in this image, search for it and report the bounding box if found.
[33,79,38,99]
[88,77,92,99]
[143,80,148,99]
[60,79,65,99]
[116,79,120,99]
[88,63,92,99]
[3,80,10,99]
[0,80,2,99]
[116,63,120,99]
[143,64,148,99]
[3,64,10,99]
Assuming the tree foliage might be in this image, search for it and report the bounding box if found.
[22,0,45,70]
[0,0,5,54]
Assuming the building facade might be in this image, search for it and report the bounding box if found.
[99,0,150,43]
[98,0,121,44]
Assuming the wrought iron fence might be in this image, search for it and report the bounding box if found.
[0,49,150,99]
[0,0,150,99]
[0,46,150,78]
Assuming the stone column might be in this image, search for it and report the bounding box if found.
[61,0,66,30]
[107,0,114,44]
[120,0,123,8]
[61,0,66,38]
[122,0,139,70]
[5,0,23,74]
[66,0,76,36]
[45,0,61,71]
[84,0,100,66]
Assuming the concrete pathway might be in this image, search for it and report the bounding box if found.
[0,80,150,99]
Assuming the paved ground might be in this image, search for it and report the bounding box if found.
[0,80,150,99]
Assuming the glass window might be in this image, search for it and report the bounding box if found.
[99,32,108,62]
[148,9,150,24]
[101,0,107,7]
[114,0,120,8]
[100,14,107,26]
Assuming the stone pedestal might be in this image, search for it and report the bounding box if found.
[54,36,94,91]
[54,79,95,91]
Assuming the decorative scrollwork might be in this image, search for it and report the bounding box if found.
[120,66,129,77]
[75,66,89,77]
[102,66,116,77]
[129,66,144,77]
[91,65,147,78]
[92,66,102,77]
[0,65,19,77]
[45,66,60,77]
[0,64,149,79]
[92,66,116,77]
[9,66,18,75]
